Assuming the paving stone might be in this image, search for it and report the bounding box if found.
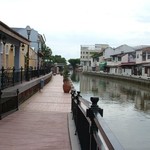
[0,75,71,150]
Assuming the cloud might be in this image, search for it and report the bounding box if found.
[1,0,150,60]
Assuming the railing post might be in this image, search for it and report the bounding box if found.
[1,66,4,89]
[90,97,103,117]
[0,89,1,99]
[12,66,15,86]
[76,91,81,105]
[16,89,19,110]
[0,89,2,120]
[21,67,23,83]
[86,97,103,150]
[71,89,76,113]
[74,91,81,135]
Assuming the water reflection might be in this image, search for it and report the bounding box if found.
[79,74,150,112]
[72,72,150,150]
[70,71,80,82]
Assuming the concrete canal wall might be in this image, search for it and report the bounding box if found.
[83,71,150,89]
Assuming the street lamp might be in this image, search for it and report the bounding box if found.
[26,25,31,81]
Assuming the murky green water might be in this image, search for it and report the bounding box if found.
[71,72,150,150]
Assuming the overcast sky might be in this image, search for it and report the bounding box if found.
[1,0,150,60]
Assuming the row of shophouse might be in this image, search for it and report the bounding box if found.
[80,44,150,77]
[0,21,45,72]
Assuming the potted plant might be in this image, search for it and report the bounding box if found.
[63,65,71,93]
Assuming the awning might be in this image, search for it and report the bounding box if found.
[120,62,136,66]
[143,63,150,67]
[99,62,107,70]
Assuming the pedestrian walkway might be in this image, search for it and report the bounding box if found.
[0,75,80,150]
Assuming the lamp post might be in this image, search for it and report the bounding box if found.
[26,25,31,81]
[37,40,40,77]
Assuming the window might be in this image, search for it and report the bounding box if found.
[137,54,139,58]
[145,67,148,74]
[89,61,91,66]
[118,57,121,61]
[112,57,115,61]
[142,52,146,61]
[147,51,150,59]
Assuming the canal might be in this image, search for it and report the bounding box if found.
[71,72,150,150]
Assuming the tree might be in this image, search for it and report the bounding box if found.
[91,52,103,58]
[68,58,80,70]
[41,44,52,68]
[51,55,67,64]
[42,45,52,61]
[91,52,103,62]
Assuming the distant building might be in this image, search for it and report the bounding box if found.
[108,44,135,74]
[12,28,44,53]
[134,46,150,77]
[12,27,45,69]
[80,44,109,71]
[0,21,29,69]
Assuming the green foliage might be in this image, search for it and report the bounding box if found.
[42,45,52,61]
[68,58,80,69]
[51,55,67,64]
[91,52,103,58]
[63,65,69,79]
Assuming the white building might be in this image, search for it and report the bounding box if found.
[80,44,109,71]
[109,44,135,74]
[134,46,150,77]
[12,27,45,69]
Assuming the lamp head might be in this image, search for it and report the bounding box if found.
[10,44,14,51]
[26,25,31,36]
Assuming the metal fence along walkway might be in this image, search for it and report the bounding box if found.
[0,75,72,150]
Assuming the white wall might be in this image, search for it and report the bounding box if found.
[122,69,132,75]
[121,54,128,63]
[136,50,142,64]
[104,47,114,59]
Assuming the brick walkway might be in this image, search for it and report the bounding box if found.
[0,75,72,150]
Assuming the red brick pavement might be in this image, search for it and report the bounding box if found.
[0,75,72,150]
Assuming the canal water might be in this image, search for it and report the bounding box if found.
[71,72,150,150]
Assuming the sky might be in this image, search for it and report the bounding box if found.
[1,0,150,60]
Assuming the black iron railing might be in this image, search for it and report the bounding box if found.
[71,90,124,150]
[0,67,51,89]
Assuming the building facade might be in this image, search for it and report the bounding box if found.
[80,44,109,71]
[80,43,150,78]
[0,21,29,70]
[12,27,45,69]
